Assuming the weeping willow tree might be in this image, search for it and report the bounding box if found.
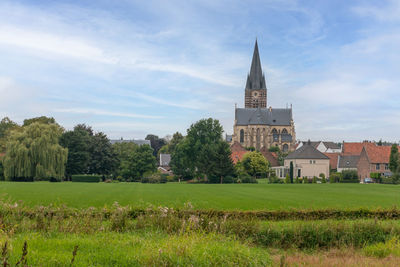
[3,122,68,181]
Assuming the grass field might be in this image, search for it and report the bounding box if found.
[0,181,399,210]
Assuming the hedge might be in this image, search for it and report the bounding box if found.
[71,174,101,183]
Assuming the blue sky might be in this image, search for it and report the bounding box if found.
[0,0,399,142]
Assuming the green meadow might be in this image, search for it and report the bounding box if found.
[0,181,399,210]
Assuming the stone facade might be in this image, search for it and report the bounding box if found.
[232,40,296,152]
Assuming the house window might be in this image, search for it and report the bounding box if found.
[385,164,389,170]
[376,164,380,170]
[309,160,316,164]
[297,169,301,177]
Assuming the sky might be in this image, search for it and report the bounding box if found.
[0,0,399,142]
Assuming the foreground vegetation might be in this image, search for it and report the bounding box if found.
[0,182,399,210]
[1,200,400,266]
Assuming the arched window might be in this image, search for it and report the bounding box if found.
[256,128,261,150]
[283,144,289,152]
[240,129,244,143]
[272,128,279,142]
[282,128,288,134]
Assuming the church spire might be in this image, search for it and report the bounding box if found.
[245,39,266,90]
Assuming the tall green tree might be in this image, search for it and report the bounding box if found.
[128,144,157,180]
[170,138,195,180]
[60,126,91,177]
[158,132,184,155]
[145,134,167,157]
[241,151,270,177]
[112,142,138,180]
[0,117,20,152]
[3,122,68,181]
[289,161,294,183]
[389,144,399,173]
[88,132,118,175]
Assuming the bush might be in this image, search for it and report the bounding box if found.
[330,172,341,183]
[49,177,61,182]
[0,161,4,181]
[71,175,101,183]
[341,170,359,183]
[141,173,168,184]
[295,177,300,184]
[302,177,308,184]
[240,175,258,184]
[284,174,290,184]
[312,176,317,183]
[268,175,283,184]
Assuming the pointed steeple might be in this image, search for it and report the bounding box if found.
[245,40,266,90]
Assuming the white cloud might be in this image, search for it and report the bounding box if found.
[53,108,163,119]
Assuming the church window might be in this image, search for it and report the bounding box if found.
[282,128,288,134]
[240,129,244,143]
[283,144,289,152]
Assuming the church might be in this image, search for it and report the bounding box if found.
[231,40,296,152]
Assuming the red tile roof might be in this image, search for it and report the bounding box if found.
[343,142,400,164]
[342,142,376,155]
[324,152,339,170]
[260,147,280,167]
[231,150,248,164]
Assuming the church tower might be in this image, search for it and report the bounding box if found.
[244,40,267,108]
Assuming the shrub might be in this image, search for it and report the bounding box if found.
[141,173,168,184]
[0,161,4,181]
[71,174,101,183]
[302,176,308,184]
[295,177,299,183]
[240,175,258,184]
[49,177,61,182]
[341,170,359,183]
[370,172,382,183]
[330,172,341,183]
[284,174,290,184]
[268,175,283,184]
[312,176,317,183]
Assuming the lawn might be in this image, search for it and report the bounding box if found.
[0,182,399,210]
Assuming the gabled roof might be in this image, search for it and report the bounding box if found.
[235,108,292,126]
[245,40,266,90]
[364,145,400,164]
[338,155,360,168]
[324,152,340,170]
[231,141,246,152]
[342,142,376,155]
[286,142,329,160]
[159,153,171,167]
[260,147,280,167]
[323,142,341,150]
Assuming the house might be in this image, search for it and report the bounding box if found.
[159,153,171,167]
[110,138,151,146]
[230,142,279,166]
[337,155,360,172]
[357,145,399,181]
[297,141,342,153]
[284,141,330,179]
[324,152,340,171]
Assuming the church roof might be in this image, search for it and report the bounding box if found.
[235,107,292,126]
[286,142,330,160]
[245,40,266,90]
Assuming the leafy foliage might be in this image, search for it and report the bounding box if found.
[88,132,118,175]
[145,134,167,157]
[3,122,68,181]
[71,174,101,183]
[60,125,91,177]
[128,144,157,180]
[23,116,57,127]
[241,151,269,177]
[0,117,20,153]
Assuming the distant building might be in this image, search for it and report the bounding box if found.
[110,138,151,146]
[230,142,279,166]
[159,153,171,167]
[337,155,360,172]
[231,40,296,152]
[284,141,330,179]
[297,141,342,153]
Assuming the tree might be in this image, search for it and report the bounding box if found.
[128,144,157,180]
[289,161,294,183]
[170,138,195,180]
[3,122,68,181]
[87,132,118,175]
[145,134,167,157]
[112,142,138,180]
[23,116,57,126]
[198,141,234,183]
[60,126,91,177]
[241,151,269,177]
[0,117,20,152]
[389,144,399,173]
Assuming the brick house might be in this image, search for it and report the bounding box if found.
[230,142,279,166]
[357,145,398,181]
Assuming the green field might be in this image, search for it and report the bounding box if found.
[0,181,399,210]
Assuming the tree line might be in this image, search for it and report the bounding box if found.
[0,116,270,183]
